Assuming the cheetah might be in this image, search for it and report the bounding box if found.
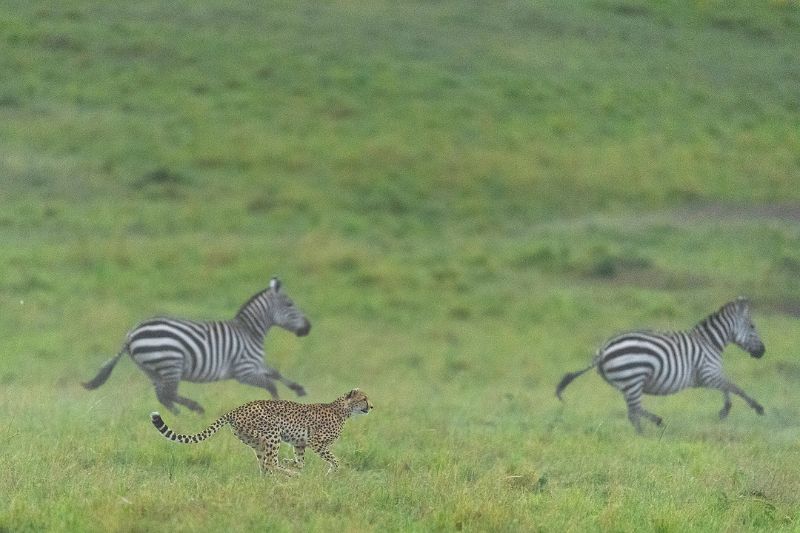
[150,388,373,475]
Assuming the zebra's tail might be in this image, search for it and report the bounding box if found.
[556,364,595,401]
[82,339,130,390]
[150,412,229,445]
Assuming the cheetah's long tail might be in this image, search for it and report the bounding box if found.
[150,412,229,444]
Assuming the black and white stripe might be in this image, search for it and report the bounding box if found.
[556,297,765,432]
[84,277,311,414]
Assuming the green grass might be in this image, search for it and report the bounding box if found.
[2,0,800,531]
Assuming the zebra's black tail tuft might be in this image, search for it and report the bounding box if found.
[82,358,117,389]
[83,342,129,390]
[556,365,594,401]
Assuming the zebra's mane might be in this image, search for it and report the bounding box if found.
[608,302,741,341]
[610,328,680,338]
[697,300,741,327]
[234,288,271,318]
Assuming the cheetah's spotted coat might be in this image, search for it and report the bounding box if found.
[150,389,373,475]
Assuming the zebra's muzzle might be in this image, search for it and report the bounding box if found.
[295,321,311,337]
[750,344,765,358]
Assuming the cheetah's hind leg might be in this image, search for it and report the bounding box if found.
[250,435,297,477]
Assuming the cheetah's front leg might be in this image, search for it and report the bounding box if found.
[309,434,340,473]
[313,446,339,473]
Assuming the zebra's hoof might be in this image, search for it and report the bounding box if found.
[754,404,764,415]
[292,385,307,396]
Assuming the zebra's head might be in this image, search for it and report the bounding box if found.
[731,297,765,359]
[266,277,311,337]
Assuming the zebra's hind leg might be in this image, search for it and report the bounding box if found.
[627,409,643,433]
[174,395,205,414]
[626,406,662,432]
[153,381,181,415]
[623,384,663,434]
[154,378,203,415]
[719,391,733,419]
[640,408,663,427]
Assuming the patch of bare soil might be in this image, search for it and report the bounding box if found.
[673,202,800,225]
[764,300,800,318]
[775,361,800,381]
[597,267,708,291]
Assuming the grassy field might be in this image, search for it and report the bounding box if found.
[2,0,800,531]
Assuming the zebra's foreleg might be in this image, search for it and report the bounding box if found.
[236,371,280,399]
[721,381,764,416]
[261,365,307,397]
[284,378,307,397]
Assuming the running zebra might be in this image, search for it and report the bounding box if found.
[556,297,765,433]
[83,278,311,414]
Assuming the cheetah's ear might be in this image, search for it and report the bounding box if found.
[347,388,360,398]
[269,277,281,292]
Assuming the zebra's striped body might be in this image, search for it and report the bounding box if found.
[84,278,311,414]
[556,297,765,433]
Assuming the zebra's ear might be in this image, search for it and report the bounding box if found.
[269,277,281,292]
[735,296,751,314]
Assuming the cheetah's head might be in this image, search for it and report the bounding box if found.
[345,388,373,416]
